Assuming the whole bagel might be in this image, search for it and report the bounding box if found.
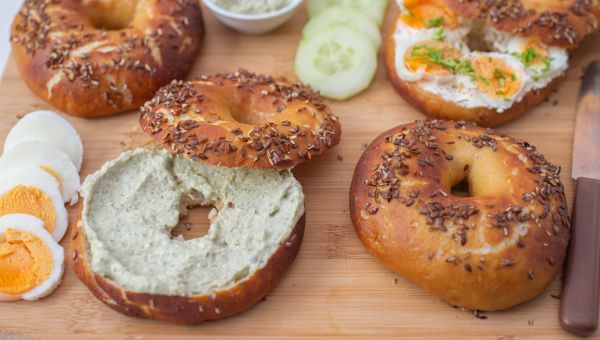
[350,120,570,311]
[140,69,342,169]
[10,0,203,118]
[384,0,599,126]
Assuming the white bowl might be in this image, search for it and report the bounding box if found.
[202,0,303,35]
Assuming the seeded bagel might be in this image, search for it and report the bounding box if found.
[384,12,562,126]
[70,148,306,324]
[384,0,587,126]
[139,69,342,169]
[10,0,203,118]
[350,120,570,311]
[445,0,600,49]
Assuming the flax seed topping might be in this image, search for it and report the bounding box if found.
[10,0,204,117]
[351,120,570,311]
[446,0,599,48]
[140,69,341,169]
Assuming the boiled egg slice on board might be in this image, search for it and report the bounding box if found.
[0,214,64,301]
[0,166,68,241]
[4,111,83,171]
[0,141,80,205]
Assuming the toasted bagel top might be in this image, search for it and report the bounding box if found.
[140,69,342,170]
[444,0,600,48]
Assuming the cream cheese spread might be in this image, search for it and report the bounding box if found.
[80,148,304,296]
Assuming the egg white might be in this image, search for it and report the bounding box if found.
[0,141,80,205]
[4,111,83,171]
[0,214,64,301]
[0,166,68,241]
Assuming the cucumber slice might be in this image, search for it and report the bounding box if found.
[307,0,388,26]
[303,7,382,49]
[294,26,377,100]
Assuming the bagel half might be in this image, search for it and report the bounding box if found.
[384,1,568,126]
[445,0,600,49]
[140,69,342,169]
[69,148,307,324]
[10,0,204,118]
[69,211,305,324]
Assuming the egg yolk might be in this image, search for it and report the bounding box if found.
[0,186,56,233]
[405,41,463,75]
[400,0,459,29]
[518,41,550,68]
[472,56,521,99]
[0,228,52,295]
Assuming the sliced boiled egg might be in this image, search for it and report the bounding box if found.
[0,141,80,205]
[470,52,529,112]
[398,0,460,29]
[0,166,68,241]
[502,36,568,89]
[0,214,64,301]
[396,33,469,81]
[4,111,83,171]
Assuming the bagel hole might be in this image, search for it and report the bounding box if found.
[172,205,214,241]
[465,21,494,52]
[451,178,472,197]
[83,0,138,30]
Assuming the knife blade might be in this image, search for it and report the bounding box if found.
[560,60,600,337]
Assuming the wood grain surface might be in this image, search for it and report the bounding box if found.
[1,3,599,339]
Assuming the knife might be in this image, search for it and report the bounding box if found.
[560,60,600,337]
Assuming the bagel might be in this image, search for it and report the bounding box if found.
[384,0,597,126]
[10,0,204,118]
[445,0,600,49]
[69,148,306,324]
[350,120,570,311]
[139,69,342,169]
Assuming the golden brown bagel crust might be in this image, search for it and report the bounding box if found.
[10,0,203,118]
[139,69,342,169]
[384,13,561,127]
[350,120,570,311]
[69,208,306,324]
[444,0,600,49]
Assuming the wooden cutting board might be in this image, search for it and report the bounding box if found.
[1,3,599,339]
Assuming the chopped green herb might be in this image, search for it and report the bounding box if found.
[425,17,444,28]
[493,68,506,80]
[511,48,552,73]
[433,27,445,41]
[410,45,474,76]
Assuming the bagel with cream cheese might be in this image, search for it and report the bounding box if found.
[140,69,342,170]
[10,0,203,118]
[350,120,570,311]
[70,148,306,324]
[385,0,599,126]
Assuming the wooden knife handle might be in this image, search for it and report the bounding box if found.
[560,177,600,336]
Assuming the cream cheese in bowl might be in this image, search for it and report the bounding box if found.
[202,0,302,34]
[209,0,293,15]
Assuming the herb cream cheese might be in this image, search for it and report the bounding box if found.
[80,148,304,296]
[209,0,292,15]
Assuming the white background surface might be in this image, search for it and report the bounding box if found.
[0,1,25,77]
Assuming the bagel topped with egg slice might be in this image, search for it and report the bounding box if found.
[385,0,599,126]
